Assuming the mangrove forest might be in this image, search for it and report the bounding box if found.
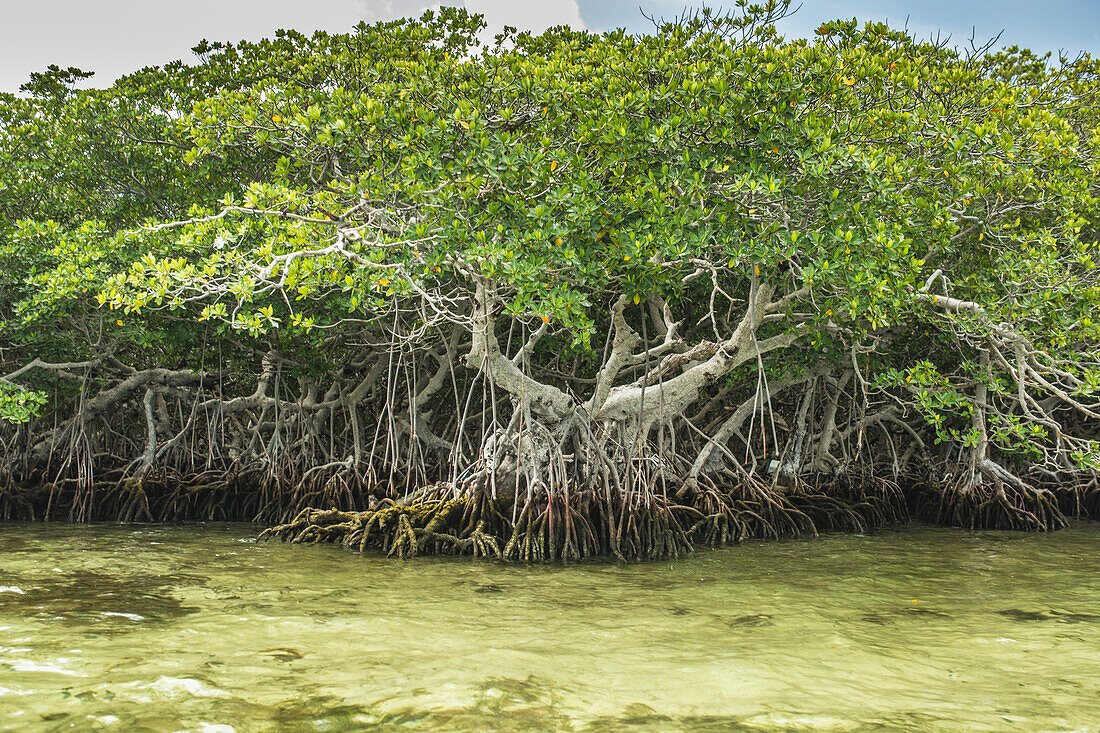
[1,3,1098,561]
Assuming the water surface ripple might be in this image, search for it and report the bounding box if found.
[0,522,1097,731]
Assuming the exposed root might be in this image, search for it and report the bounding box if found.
[789,471,909,533]
[101,478,156,523]
[0,481,36,521]
[682,474,816,546]
[917,462,1067,531]
[258,470,917,561]
[259,495,474,559]
[1042,471,1100,520]
[2,461,1088,564]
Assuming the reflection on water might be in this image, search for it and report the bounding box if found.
[0,522,1097,731]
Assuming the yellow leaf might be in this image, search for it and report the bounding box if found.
[554,237,562,246]
[633,293,640,305]
[540,315,549,323]
[825,309,833,316]
[769,146,778,154]
[458,120,470,130]
[844,77,855,86]
[116,319,124,326]
[624,255,631,261]
[754,265,760,276]
[550,160,558,172]
[272,115,282,123]
[978,232,984,241]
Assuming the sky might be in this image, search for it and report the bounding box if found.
[1,0,1097,93]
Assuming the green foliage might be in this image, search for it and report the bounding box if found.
[0,381,47,424]
[1,4,1098,468]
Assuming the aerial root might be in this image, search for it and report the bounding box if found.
[789,471,909,532]
[918,463,1067,531]
[258,484,702,562]
[103,477,156,523]
[3,461,1082,562]
[258,495,479,558]
[0,481,36,521]
[685,475,819,544]
[1044,471,1100,520]
[257,473,911,561]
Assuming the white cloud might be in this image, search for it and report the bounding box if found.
[463,0,584,33]
[357,0,585,32]
[357,1,436,23]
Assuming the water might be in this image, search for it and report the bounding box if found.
[0,522,1097,732]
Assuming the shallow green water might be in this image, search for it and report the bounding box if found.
[0,522,1097,732]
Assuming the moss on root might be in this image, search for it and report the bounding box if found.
[4,467,1094,562]
[258,474,919,562]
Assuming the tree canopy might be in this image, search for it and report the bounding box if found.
[2,3,1097,557]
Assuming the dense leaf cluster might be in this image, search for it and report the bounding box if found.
[2,4,1097,474]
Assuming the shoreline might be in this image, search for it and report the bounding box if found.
[3,472,1096,561]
